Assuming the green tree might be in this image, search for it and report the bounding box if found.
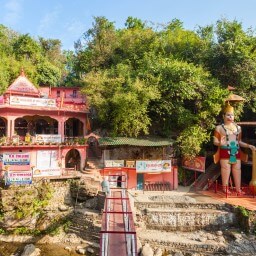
[125,16,145,29]
[12,34,41,61]
[75,16,117,73]
[81,67,159,137]
[36,60,61,86]
[204,19,256,111]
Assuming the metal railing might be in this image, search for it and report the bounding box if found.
[207,179,256,198]
[100,187,137,256]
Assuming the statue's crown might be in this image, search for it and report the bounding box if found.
[223,102,234,113]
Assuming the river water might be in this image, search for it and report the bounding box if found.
[0,242,84,256]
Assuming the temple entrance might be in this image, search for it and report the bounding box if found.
[65,149,81,171]
[65,118,84,137]
[87,136,101,158]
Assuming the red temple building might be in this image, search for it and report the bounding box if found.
[0,70,177,190]
[0,70,90,180]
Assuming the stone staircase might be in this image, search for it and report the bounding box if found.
[67,210,101,243]
[135,196,235,232]
[132,193,249,255]
[81,157,103,184]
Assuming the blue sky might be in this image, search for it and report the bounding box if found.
[1,0,256,51]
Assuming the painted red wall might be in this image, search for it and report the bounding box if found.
[100,166,178,190]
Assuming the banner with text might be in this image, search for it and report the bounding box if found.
[36,150,59,170]
[3,153,30,166]
[36,134,61,143]
[5,171,32,185]
[10,96,56,107]
[104,160,125,168]
[136,160,172,173]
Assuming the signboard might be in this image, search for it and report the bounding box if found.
[136,160,172,173]
[3,153,30,166]
[182,156,206,173]
[126,160,135,168]
[5,171,32,185]
[10,96,56,107]
[104,160,124,168]
[36,150,59,170]
[33,168,61,177]
[36,134,61,144]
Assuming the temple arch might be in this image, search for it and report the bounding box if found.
[65,149,81,171]
[65,118,84,137]
[14,118,28,136]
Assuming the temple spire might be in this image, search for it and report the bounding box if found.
[20,68,25,77]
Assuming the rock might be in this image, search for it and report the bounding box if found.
[21,244,41,256]
[233,233,243,240]
[141,243,154,256]
[65,234,82,244]
[216,236,226,243]
[137,238,142,254]
[216,230,223,236]
[76,247,87,255]
[58,205,69,211]
[85,197,98,209]
[64,246,72,252]
[87,247,95,253]
[154,247,163,256]
[198,237,207,242]
[76,245,84,250]
[173,252,184,256]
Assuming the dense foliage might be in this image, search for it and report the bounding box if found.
[1,17,256,158]
[0,25,67,94]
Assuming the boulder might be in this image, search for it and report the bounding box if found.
[21,244,40,256]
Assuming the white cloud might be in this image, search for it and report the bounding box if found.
[3,0,23,26]
[38,5,62,36]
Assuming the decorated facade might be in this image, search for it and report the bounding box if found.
[0,70,90,182]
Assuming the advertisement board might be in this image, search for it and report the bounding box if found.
[35,134,61,144]
[34,150,60,177]
[3,153,30,166]
[5,171,32,185]
[136,160,172,173]
[36,150,59,170]
[10,96,56,107]
[104,160,124,167]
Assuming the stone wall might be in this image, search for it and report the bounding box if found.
[134,199,239,232]
[0,180,73,231]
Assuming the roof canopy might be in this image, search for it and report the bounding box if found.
[98,136,173,147]
[225,93,245,103]
[5,69,40,97]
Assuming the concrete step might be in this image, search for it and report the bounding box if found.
[144,207,236,231]
[137,229,226,255]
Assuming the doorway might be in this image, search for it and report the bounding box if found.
[137,173,144,190]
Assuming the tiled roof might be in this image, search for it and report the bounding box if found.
[98,137,173,147]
